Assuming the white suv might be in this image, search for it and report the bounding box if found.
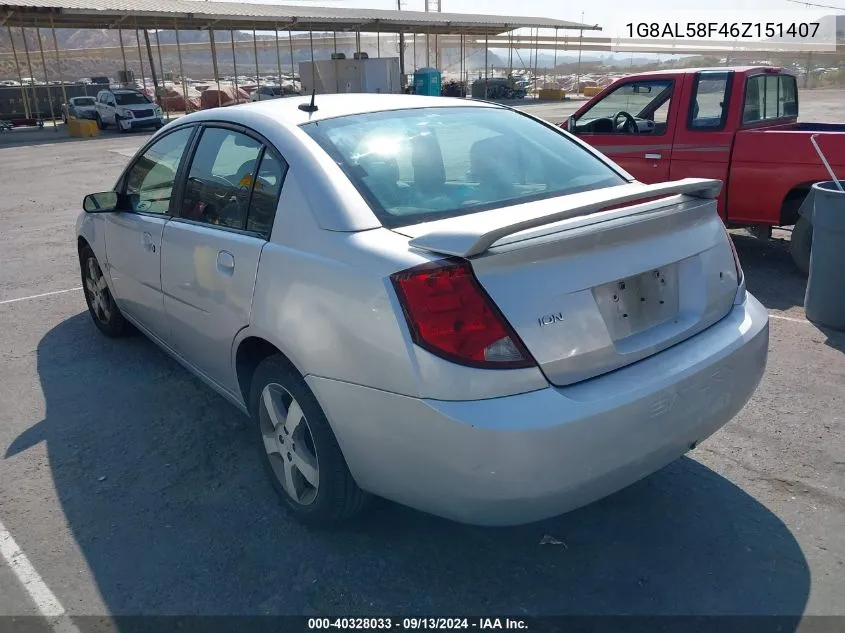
[95,89,163,133]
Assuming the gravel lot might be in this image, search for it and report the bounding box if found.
[0,93,843,628]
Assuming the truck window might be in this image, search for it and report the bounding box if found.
[742,74,798,124]
[572,80,674,136]
[689,71,732,130]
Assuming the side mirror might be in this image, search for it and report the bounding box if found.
[567,115,577,133]
[83,191,121,213]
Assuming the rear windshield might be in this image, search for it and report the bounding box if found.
[73,97,96,106]
[301,106,625,227]
[115,92,151,105]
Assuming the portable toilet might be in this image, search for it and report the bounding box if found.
[414,68,442,96]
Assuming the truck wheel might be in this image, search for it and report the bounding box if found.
[95,113,105,130]
[790,214,812,276]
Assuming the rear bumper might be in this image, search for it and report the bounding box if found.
[307,293,769,526]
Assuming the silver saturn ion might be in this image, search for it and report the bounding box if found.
[76,94,769,527]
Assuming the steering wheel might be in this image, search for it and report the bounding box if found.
[613,111,639,134]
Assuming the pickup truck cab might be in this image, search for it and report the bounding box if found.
[95,88,163,133]
[562,67,845,273]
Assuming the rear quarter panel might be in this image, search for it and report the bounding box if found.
[241,168,548,401]
[728,127,845,225]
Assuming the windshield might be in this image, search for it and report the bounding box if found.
[302,107,625,227]
[73,97,96,106]
[115,92,152,105]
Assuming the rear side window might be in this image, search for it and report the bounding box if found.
[302,106,625,228]
[689,71,731,130]
[742,74,798,124]
[181,128,263,230]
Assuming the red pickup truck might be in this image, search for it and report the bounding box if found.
[560,66,845,273]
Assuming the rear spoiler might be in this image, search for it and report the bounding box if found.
[408,178,722,258]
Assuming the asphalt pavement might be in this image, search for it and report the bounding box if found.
[0,102,843,628]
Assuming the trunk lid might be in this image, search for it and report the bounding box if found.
[394,179,740,386]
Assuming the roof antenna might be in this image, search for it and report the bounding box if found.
[299,89,318,113]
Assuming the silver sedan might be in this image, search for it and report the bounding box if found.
[76,94,769,526]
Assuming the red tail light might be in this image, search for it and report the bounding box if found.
[390,258,536,369]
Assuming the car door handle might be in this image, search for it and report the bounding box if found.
[644,153,662,160]
[217,250,235,276]
[142,231,156,253]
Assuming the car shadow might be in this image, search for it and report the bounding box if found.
[6,313,810,621]
[731,232,807,313]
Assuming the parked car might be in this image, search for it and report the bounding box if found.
[62,96,98,122]
[560,66,845,273]
[251,85,283,101]
[94,88,163,133]
[76,94,769,527]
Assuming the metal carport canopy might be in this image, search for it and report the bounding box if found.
[0,0,601,34]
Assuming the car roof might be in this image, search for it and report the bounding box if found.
[180,93,502,128]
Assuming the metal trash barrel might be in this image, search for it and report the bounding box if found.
[804,180,845,330]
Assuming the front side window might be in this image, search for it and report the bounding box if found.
[689,71,731,130]
[123,126,194,215]
[180,127,264,230]
[302,106,625,228]
[742,74,798,124]
[572,80,674,135]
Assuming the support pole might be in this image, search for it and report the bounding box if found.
[377,24,380,57]
[20,25,39,124]
[154,27,169,119]
[135,24,148,95]
[413,32,416,72]
[253,27,260,94]
[553,27,558,89]
[459,31,464,96]
[507,31,513,80]
[398,0,406,82]
[333,31,337,56]
[274,25,283,85]
[8,25,31,118]
[533,27,539,99]
[143,29,160,106]
[484,30,488,99]
[209,26,221,107]
[398,29,406,86]
[174,21,188,113]
[49,18,68,117]
[288,29,295,75]
[576,12,584,95]
[118,26,128,84]
[308,30,315,93]
[230,29,239,98]
[35,26,57,130]
[426,28,430,67]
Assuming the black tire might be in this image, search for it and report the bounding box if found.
[790,214,813,276]
[95,113,105,130]
[79,245,128,338]
[250,355,368,527]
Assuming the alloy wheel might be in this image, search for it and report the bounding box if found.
[259,383,320,505]
[83,256,113,324]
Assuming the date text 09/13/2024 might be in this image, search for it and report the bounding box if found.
[307,618,528,630]
[625,22,820,39]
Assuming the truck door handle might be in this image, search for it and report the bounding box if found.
[217,250,235,276]
[142,231,156,253]
[644,153,662,160]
